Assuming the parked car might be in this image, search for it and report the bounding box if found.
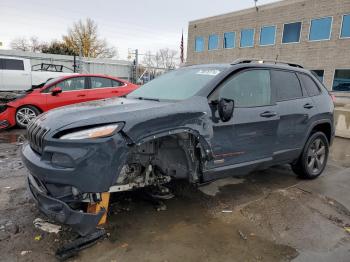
[22,60,334,236]
[0,56,75,91]
[0,74,138,129]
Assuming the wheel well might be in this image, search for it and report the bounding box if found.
[16,105,43,114]
[310,123,332,143]
[127,133,202,183]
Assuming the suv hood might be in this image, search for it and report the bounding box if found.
[38,96,214,144]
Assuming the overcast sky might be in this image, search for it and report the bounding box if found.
[0,0,279,60]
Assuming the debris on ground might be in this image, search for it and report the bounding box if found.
[238,230,248,240]
[33,218,61,234]
[20,250,32,256]
[34,235,42,241]
[222,210,233,213]
[345,227,350,234]
[0,220,19,240]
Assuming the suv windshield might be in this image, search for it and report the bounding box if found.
[128,66,226,100]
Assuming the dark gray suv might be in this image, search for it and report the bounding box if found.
[22,59,334,236]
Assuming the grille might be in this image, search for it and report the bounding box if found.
[27,120,50,154]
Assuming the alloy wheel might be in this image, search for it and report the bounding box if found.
[16,107,37,127]
[307,138,326,174]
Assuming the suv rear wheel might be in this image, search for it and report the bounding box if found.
[292,132,329,179]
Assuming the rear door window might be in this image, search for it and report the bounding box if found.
[219,70,271,107]
[271,70,303,101]
[298,73,321,96]
[2,59,24,70]
[112,80,124,87]
[90,77,113,89]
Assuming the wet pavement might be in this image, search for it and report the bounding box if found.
[0,129,349,261]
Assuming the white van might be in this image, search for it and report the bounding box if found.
[0,56,75,91]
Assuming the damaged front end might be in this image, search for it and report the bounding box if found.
[21,96,214,236]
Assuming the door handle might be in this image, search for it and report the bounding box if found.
[260,111,277,118]
[77,94,86,97]
[304,103,314,109]
[112,90,119,93]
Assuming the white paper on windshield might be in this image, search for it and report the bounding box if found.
[196,69,221,76]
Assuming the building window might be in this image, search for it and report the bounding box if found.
[208,34,219,50]
[260,25,276,46]
[240,28,255,48]
[282,22,302,44]
[224,32,235,49]
[309,17,332,41]
[341,14,350,38]
[311,70,325,83]
[195,37,204,52]
[333,69,350,92]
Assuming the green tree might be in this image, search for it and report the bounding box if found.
[41,41,77,56]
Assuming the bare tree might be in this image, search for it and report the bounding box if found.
[158,48,178,69]
[10,36,45,52]
[29,36,43,52]
[63,18,117,58]
[143,49,178,70]
[10,37,30,51]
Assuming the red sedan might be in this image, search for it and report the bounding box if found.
[0,74,138,129]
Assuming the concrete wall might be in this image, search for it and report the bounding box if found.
[0,50,132,80]
[187,0,350,93]
[335,106,350,139]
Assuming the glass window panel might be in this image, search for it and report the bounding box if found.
[90,77,113,89]
[220,70,271,107]
[195,37,204,52]
[299,73,321,97]
[2,59,24,70]
[309,17,332,41]
[208,34,219,50]
[240,29,255,47]
[260,26,276,45]
[224,32,235,48]
[311,70,324,83]
[271,70,303,101]
[341,14,350,38]
[282,22,302,43]
[333,69,350,92]
[56,77,86,92]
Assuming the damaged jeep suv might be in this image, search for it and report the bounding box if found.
[22,59,334,236]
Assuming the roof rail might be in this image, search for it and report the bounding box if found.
[231,59,304,69]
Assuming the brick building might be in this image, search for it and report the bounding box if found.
[187,0,350,93]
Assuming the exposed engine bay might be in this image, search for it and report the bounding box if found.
[110,133,202,193]
[0,91,27,103]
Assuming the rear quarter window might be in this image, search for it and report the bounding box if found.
[298,73,321,97]
[271,70,303,101]
[2,59,24,70]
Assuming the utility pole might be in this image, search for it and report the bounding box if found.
[254,0,259,11]
[79,42,83,73]
[128,49,139,83]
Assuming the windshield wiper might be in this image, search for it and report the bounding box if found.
[136,97,160,102]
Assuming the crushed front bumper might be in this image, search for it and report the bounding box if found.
[28,174,105,236]
[0,106,16,129]
[22,133,129,235]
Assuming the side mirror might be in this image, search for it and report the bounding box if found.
[51,87,62,96]
[218,98,234,122]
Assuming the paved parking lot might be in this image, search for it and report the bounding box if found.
[0,129,349,261]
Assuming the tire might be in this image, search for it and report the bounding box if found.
[292,131,329,179]
[15,105,40,129]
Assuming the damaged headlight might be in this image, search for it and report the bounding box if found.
[60,124,122,140]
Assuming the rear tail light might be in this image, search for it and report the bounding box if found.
[330,93,336,103]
